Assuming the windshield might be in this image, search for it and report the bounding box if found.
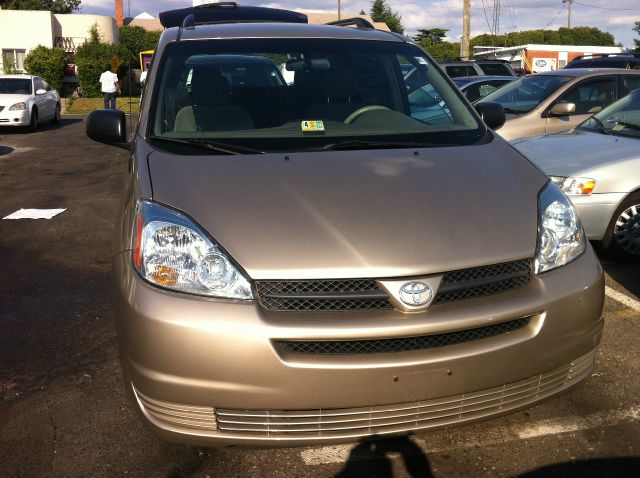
[581,89,640,138]
[149,38,484,153]
[0,78,32,95]
[480,74,573,113]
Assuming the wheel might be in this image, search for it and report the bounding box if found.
[344,105,390,124]
[51,104,60,124]
[601,192,640,262]
[28,109,38,132]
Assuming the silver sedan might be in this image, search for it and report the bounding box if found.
[512,88,640,260]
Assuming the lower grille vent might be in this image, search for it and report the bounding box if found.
[277,316,532,355]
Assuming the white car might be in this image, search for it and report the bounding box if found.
[0,75,60,131]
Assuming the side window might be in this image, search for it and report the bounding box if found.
[621,75,640,95]
[560,77,617,115]
[463,83,482,102]
[446,66,467,78]
[33,78,44,92]
[478,81,501,98]
[466,66,479,76]
[479,63,509,76]
[42,79,51,91]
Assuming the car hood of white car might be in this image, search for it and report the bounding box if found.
[0,93,33,107]
[511,128,640,177]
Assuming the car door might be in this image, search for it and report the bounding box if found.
[32,78,51,119]
[545,76,617,135]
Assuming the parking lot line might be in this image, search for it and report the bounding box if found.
[299,405,640,465]
[605,286,640,312]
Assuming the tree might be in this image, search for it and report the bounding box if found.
[119,26,161,68]
[75,24,124,97]
[24,45,65,91]
[370,0,404,35]
[1,0,81,13]
[634,22,640,53]
[413,28,449,46]
[469,26,616,49]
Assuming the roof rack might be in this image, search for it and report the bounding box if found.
[570,53,640,61]
[159,3,308,29]
[326,17,375,30]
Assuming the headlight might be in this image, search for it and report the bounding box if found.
[549,176,596,195]
[9,102,27,111]
[535,182,586,273]
[132,200,253,300]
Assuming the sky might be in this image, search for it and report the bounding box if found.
[78,0,640,47]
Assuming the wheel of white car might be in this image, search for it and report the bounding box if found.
[28,109,38,132]
[51,103,61,124]
[601,192,640,262]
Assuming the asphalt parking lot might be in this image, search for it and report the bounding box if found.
[0,117,639,478]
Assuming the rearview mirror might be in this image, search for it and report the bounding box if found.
[549,102,576,116]
[475,101,505,130]
[35,89,47,95]
[86,109,129,149]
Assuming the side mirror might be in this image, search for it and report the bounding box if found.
[86,109,129,149]
[549,102,576,116]
[35,89,47,95]
[475,101,505,130]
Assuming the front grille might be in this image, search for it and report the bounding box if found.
[256,279,393,312]
[256,259,532,312]
[277,316,532,355]
[214,351,595,438]
[434,259,532,305]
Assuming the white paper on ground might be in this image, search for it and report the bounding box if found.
[3,208,67,220]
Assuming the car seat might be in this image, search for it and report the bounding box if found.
[174,67,253,132]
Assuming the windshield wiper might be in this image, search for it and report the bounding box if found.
[320,140,437,151]
[613,121,640,131]
[150,136,264,155]
[589,116,611,135]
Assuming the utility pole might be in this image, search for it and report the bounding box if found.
[338,0,341,20]
[563,0,573,29]
[461,0,471,60]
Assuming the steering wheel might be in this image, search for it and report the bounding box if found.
[344,105,390,124]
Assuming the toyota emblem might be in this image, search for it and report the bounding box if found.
[399,281,433,306]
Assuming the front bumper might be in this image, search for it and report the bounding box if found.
[570,193,627,241]
[114,247,604,447]
[0,108,29,126]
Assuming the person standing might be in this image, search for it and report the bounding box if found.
[99,65,120,109]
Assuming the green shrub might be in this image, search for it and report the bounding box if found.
[75,40,123,97]
[24,45,65,91]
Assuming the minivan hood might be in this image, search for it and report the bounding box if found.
[148,140,546,280]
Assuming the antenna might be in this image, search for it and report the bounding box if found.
[177,14,195,41]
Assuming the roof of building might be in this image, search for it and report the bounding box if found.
[474,44,624,56]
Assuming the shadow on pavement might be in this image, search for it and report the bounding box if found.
[336,437,434,478]
[0,117,83,134]
[516,456,640,477]
[0,145,14,156]
[600,258,640,298]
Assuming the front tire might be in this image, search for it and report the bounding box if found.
[601,192,640,262]
[51,104,60,124]
[28,109,38,132]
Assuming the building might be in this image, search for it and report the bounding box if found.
[473,44,624,73]
[0,8,118,73]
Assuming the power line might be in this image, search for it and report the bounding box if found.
[542,3,566,30]
[572,1,640,11]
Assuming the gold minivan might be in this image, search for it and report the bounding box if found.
[87,4,604,447]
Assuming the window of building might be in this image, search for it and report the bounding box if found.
[2,49,26,73]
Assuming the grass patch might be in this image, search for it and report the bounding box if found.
[64,97,141,114]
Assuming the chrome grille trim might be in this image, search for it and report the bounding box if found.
[255,259,532,312]
[215,351,595,437]
[133,386,217,431]
[276,316,532,355]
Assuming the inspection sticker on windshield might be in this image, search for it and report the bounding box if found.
[301,120,325,132]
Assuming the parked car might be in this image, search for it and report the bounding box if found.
[440,60,517,78]
[565,54,640,70]
[86,4,604,447]
[512,88,640,260]
[479,68,640,140]
[452,75,515,102]
[0,74,60,131]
